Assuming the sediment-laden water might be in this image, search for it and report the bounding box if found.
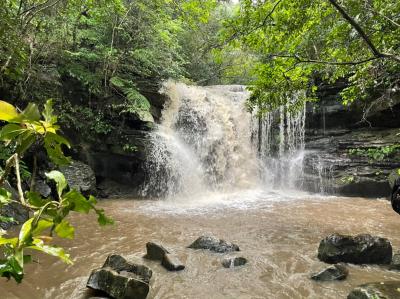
[2,193,400,299]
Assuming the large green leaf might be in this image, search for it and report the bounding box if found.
[45,170,67,198]
[63,190,92,213]
[44,132,71,166]
[29,239,72,265]
[20,103,40,122]
[0,124,26,141]
[0,101,19,122]
[54,220,75,239]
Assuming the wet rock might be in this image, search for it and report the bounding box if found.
[161,254,185,271]
[144,241,170,261]
[222,257,247,268]
[347,281,400,299]
[311,264,348,281]
[0,181,29,230]
[389,251,400,270]
[318,233,392,264]
[188,235,240,253]
[87,254,152,299]
[33,179,52,198]
[60,160,96,193]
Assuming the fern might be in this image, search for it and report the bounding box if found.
[110,76,154,122]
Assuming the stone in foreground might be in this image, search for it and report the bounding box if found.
[347,281,400,299]
[318,233,392,264]
[144,241,170,261]
[87,254,152,299]
[162,254,185,271]
[222,257,247,268]
[389,251,400,270]
[311,264,348,281]
[188,235,240,253]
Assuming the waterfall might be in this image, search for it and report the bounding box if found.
[141,82,260,198]
[253,93,307,189]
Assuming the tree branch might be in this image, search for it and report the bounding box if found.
[269,53,380,65]
[327,0,400,63]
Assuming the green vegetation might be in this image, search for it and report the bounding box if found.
[0,100,112,283]
[224,0,399,113]
[349,145,400,161]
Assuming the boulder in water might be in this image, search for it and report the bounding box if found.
[389,251,400,270]
[144,241,170,261]
[222,257,247,268]
[311,264,348,281]
[318,233,392,264]
[188,235,240,253]
[161,254,185,271]
[347,281,400,299]
[87,254,152,299]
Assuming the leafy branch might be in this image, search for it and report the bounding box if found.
[0,100,113,283]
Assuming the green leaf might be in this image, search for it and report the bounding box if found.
[96,209,114,226]
[45,170,67,198]
[54,220,75,239]
[0,257,24,283]
[16,131,36,156]
[31,219,53,236]
[18,218,33,245]
[0,101,19,122]
[0,188,12,205]
[0,237,18,246]
[0,124,25,141]
[63,190,91,213]
[20,103,40,122]
[44,132,71,166]
[26,191,48,207]
[29,239,72,265]
[42,99,57,125]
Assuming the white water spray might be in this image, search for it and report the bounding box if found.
[141,82,260,198]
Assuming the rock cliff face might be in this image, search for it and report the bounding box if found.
[304,82,400,197]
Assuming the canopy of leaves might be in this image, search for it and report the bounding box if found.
[224,0,400,112]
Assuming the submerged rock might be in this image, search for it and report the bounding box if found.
[347,281,400,299]
[311,264,348,281]
[188,235,240,253]
[87,255,152,299]
[162,254,185,271]
[144,241,170,261]
[222,257,247,268]
[318,233,392,264]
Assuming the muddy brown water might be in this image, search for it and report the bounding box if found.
[1,191,400,299]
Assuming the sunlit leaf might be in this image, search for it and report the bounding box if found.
[29,239,72,265]
[54,220,75,239]
[45,170,67,198]
[0,101,19,122]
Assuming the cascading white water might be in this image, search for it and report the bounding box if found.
[141,81,260,198]
[253,92,307,189]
